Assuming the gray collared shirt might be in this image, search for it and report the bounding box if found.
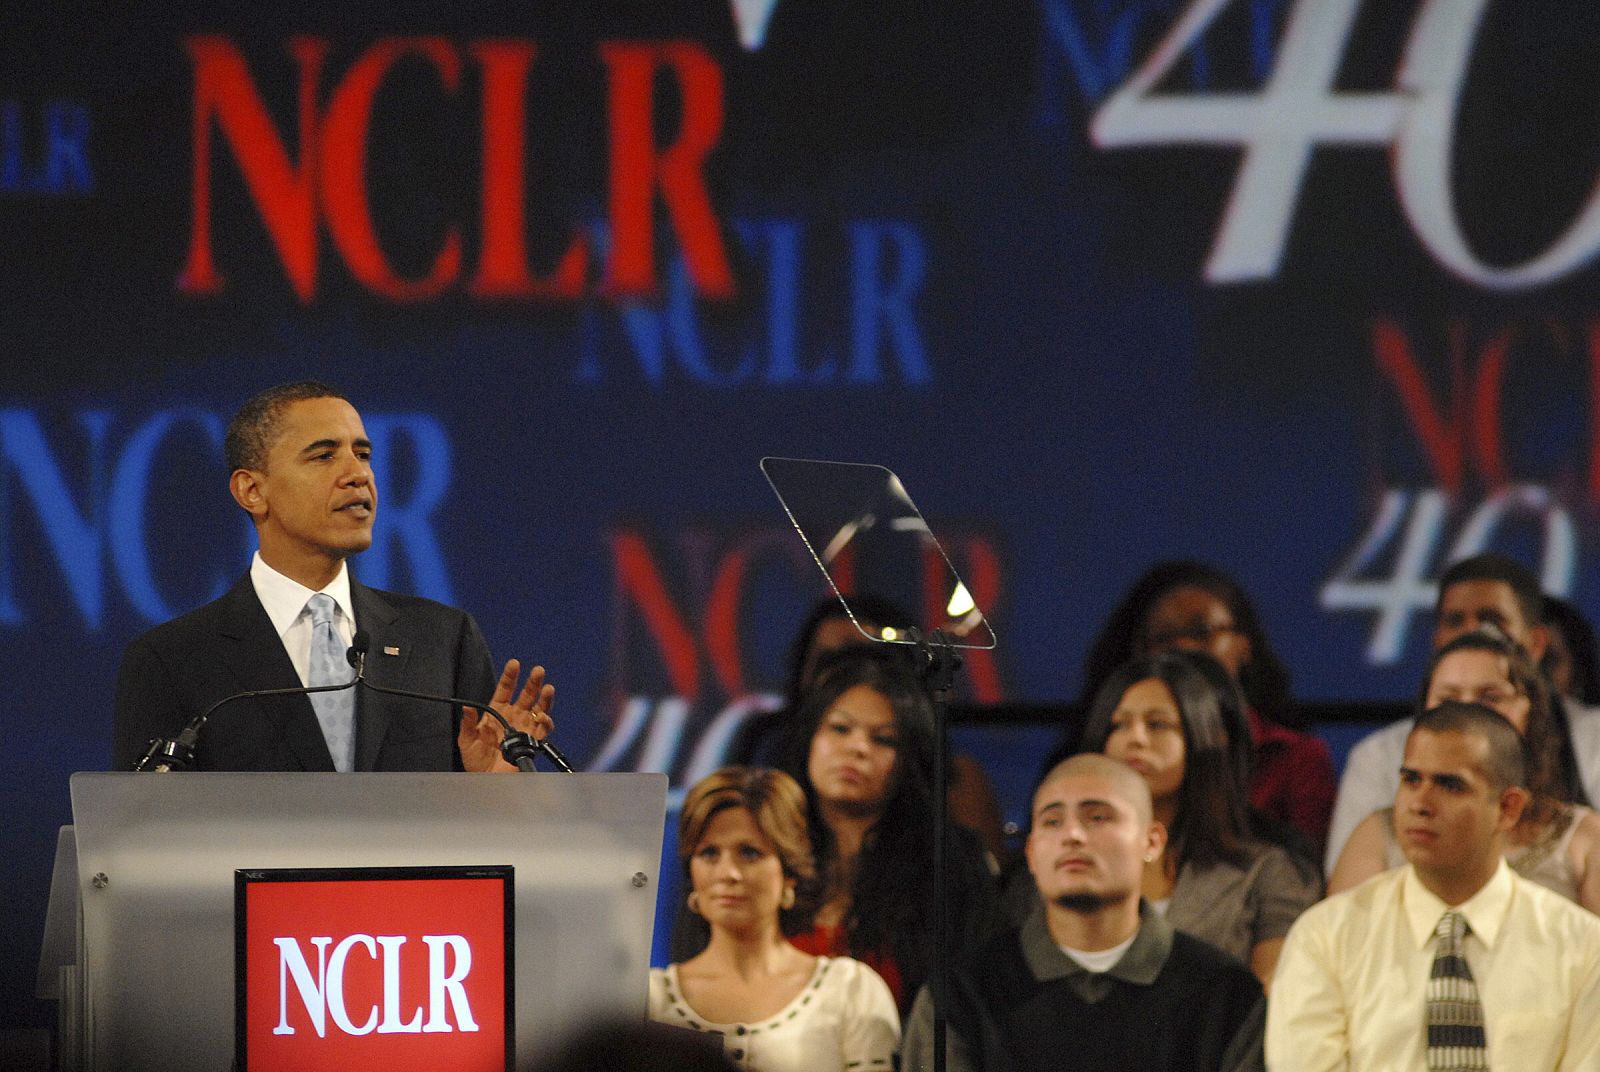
[1018,899,1172,1004]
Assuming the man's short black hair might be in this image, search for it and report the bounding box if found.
[224,381,347,473]
[1436,552,1544,628]
[1413,700,1529,792]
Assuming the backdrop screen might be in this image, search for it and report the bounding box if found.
[8,0,1600,1025]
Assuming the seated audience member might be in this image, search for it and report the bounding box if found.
[1268,703,1600,1071]
[1327,553,1598,872]
[1070,653,1320,984]
[729,596,1007,861]
[651,767,899,1072]
[1080,560,1335,854]
[903,754,1264,1072]
[1331,630,1600,910]
[774,647,1000,1013]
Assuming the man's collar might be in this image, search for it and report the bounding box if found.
[1022,899,1173,986]
[250,551,355,636]
[1402,858,1515,950]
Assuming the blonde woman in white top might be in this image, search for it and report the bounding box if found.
[649,767,898,1072]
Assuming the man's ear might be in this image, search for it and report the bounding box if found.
[1525,623,1551,664]
[1497,786,1531,833]
[230,468,268,521]
[1145,820,1168,863]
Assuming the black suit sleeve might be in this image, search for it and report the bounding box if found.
[452,610,497,706]
[446,609,499,771]
[112,635,184,771]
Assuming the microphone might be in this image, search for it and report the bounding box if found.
[133,673,362,773]
[346,631,574,773]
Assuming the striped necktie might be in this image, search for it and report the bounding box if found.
[1426,910,1487,1071]
[306,593,356,772]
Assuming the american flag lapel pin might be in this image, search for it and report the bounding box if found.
[384,645,401,656]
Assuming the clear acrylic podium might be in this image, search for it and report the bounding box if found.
[41,771,667,1072]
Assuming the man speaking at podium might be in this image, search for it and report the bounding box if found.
[111,381,556,773]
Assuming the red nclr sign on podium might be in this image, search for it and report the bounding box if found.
[235,865,514,1072]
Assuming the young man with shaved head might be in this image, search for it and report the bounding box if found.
[903,753,1265,1072]
[112,381,555,773]
[1270,702,1600,1071]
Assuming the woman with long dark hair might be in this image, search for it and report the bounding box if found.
[769,646,999,1014]
[1329,629,1600,910]
[1076,652,1321,985]
[1081,560,1336,853]
[729,596,1006,859]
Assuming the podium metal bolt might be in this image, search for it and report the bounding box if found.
[91,873,109,889]
[631,872,648,888]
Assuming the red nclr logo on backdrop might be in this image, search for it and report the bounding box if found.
[235,865,513,1072]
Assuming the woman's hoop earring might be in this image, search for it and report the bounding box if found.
[687,892,701,915]
[781,886,796,910]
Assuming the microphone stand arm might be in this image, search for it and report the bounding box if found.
[133,679,360,772]
[135,654,576,774]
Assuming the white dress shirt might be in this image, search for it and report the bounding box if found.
[1267,860,1600,1071]
[249,551,356,686]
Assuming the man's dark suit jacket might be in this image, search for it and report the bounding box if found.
[112,572,497,772]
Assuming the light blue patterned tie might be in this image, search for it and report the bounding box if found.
[306,593,356,772]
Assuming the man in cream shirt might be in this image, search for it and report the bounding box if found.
[1268,702,1600,1071]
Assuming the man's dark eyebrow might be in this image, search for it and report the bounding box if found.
[1398,765,1472,790]
[1076,798,1115,811]
[1034,800,1064,819]
[298,437,371,455]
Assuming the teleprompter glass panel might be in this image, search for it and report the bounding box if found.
[761,457,996,650]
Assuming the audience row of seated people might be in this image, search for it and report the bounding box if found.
[1330,628,1600,910]
[648,552,1600,1070]
[1327,554,1600,870]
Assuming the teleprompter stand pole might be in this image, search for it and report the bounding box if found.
[910,627,962,1072]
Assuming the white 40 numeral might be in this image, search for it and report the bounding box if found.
[1319,486,1574,664]
[1093,0,1600,289]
